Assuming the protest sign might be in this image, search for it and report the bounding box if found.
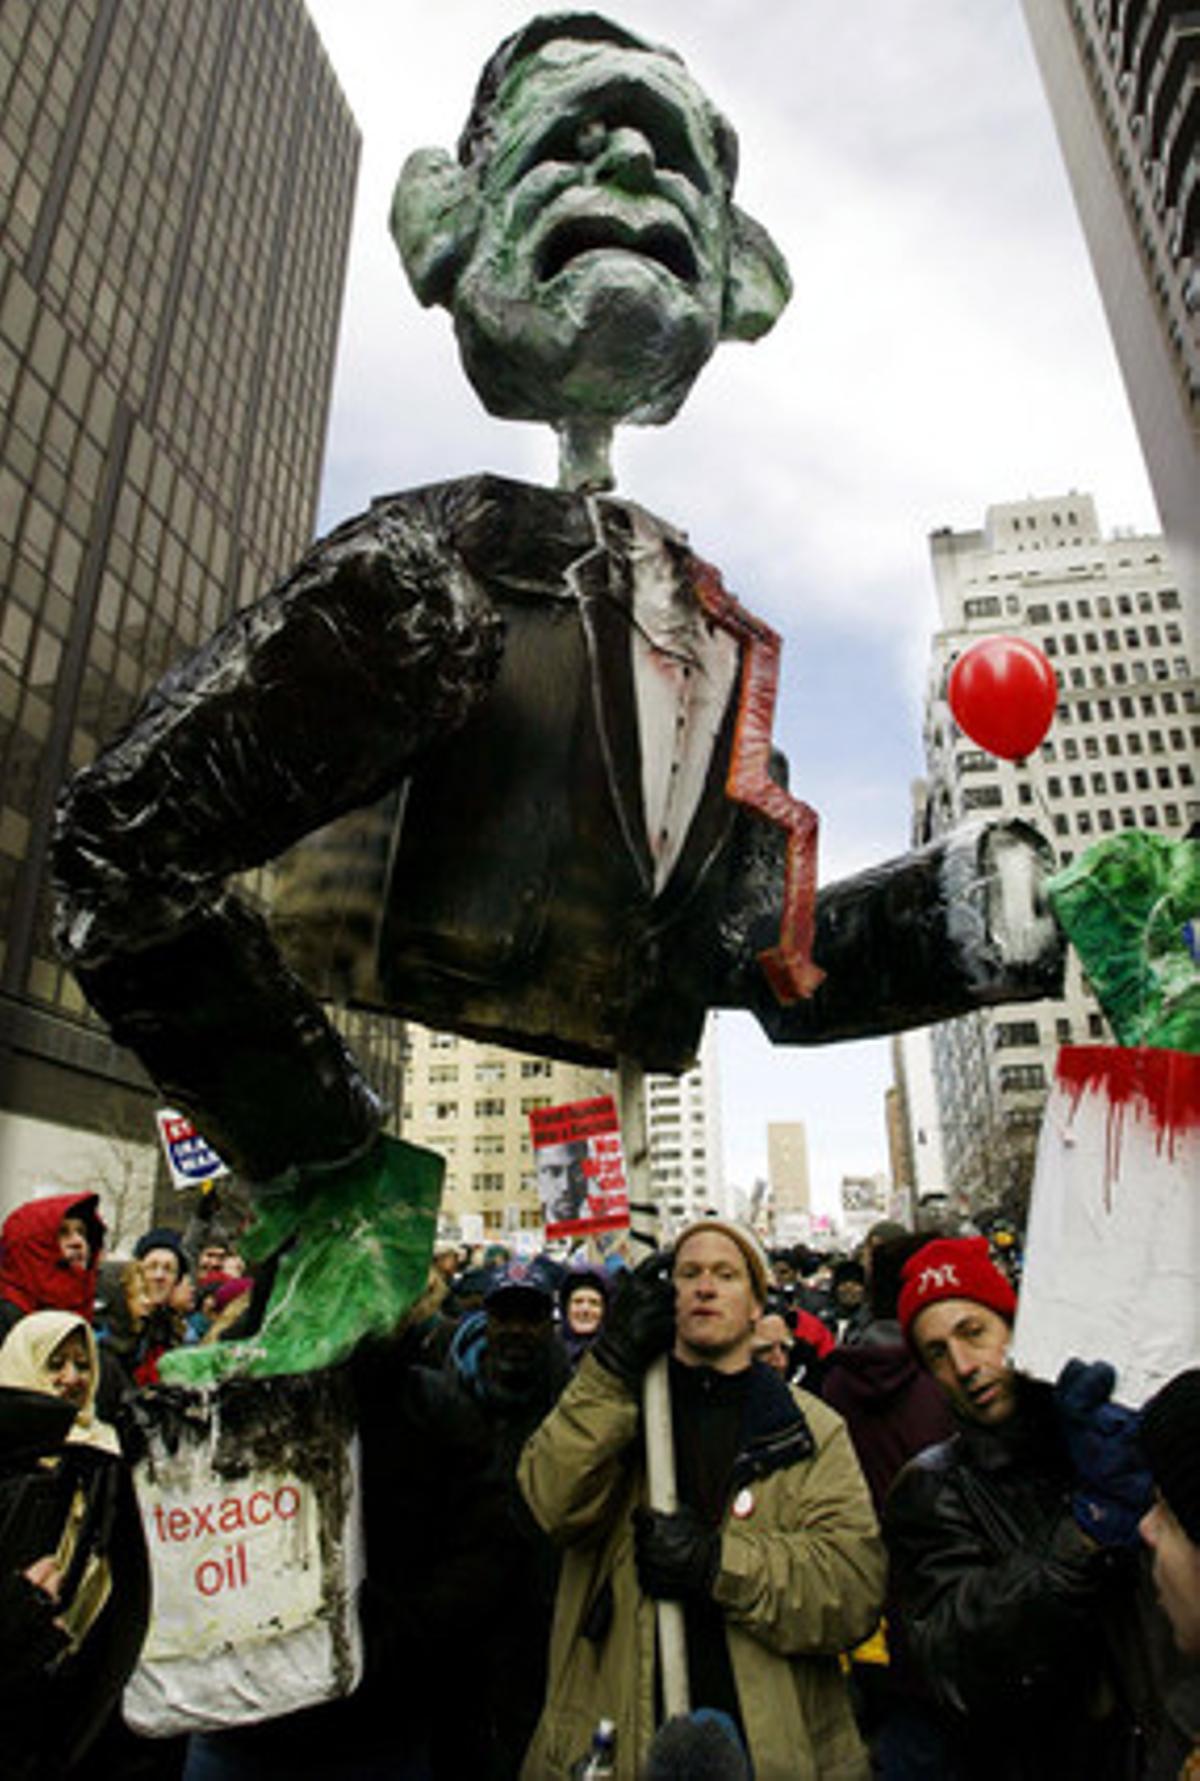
[530,1095,630,1240]
[1011,1045,1200,1408]
[156,1107,229,1192]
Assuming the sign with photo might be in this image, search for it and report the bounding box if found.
[529,1095,630,1240]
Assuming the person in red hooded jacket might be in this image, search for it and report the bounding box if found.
[0,1193,106,1344]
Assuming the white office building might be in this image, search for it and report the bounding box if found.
[643,1014,726,1230]
[919,491,1198,1216]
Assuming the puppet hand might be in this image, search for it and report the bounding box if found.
[592,1253,675,1391]
[634,1506,720,1601]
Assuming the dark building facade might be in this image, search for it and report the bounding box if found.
[0,1,359,1173]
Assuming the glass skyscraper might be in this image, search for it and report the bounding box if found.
[0,1,359,1169]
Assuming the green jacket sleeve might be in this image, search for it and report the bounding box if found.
[518,1351,641,1544]
[715,1406,885,1656]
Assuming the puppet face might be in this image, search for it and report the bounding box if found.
[451,38,735,426]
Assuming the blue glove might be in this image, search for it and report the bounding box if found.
[1054,1358,1153,1547]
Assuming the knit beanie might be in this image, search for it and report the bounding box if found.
[897,1236,1017,1344]
[1140,1368,1200,1544]
[673,1218,770,1305]
[133,1227,189,1277]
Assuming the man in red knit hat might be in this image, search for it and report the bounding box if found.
[883,1235,1159,1781]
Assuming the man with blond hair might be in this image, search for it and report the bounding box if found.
[519,1217,883,1778]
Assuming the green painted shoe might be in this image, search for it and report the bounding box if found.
[162,1134,444,1384]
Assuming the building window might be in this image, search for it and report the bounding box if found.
[995,1020,1040,1047]
[520,1060,553,1078]
[999,1063,1047,1092]
[964,596,1002,618]
[475,1097,505,1118]
[962,785,1002,809]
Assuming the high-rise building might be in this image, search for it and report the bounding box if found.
[0,2,359,1208]
[402,1025,612,1242]
[644,1014,726,1228]
[920,491,1198,1218]
[767,1119,810,1242]
[1022,1,1200,627]
[403,1017,726,1245]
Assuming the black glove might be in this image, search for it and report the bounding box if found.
[1054,1358,1153,1547]
[634,1506,720,1601]
[592,1252,675,1391]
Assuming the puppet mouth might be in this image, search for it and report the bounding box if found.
[536,216,699,285]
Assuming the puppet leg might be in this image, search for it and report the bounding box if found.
[53,512,503,1182]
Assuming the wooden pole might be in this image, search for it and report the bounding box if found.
[618,1055,690,1720]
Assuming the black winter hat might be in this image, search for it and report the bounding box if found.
[1141,1368,1200,1545]
[133,1226,190,1277]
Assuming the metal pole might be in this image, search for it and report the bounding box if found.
[618,1055,690,1720]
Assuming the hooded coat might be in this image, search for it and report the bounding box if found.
[0,1193,105,1334]
[0,1312,150,1779]
[557,1263,613,1370]
[518,1352,884,1780]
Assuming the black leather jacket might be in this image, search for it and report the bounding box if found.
[883,1378,1146,1781]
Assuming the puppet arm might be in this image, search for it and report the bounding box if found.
[52,498,503,1184]
[728,817,1064,1045]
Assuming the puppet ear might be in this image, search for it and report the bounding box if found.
[721,205,792,341]
[390,147,481,309]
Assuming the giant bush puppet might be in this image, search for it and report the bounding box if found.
[53,14,1063,1379]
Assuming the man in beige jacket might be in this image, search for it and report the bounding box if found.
[518,1218,884,1779]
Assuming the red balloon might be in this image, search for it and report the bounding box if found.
[947,636,1057,761]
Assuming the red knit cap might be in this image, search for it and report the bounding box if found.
[897,1236,1017,1344]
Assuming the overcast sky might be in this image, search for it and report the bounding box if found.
[304,1,1156,1220]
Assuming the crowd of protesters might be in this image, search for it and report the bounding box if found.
[0,1185,1196,1780]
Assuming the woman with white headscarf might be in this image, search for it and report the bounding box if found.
[0,1309,149,1777]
